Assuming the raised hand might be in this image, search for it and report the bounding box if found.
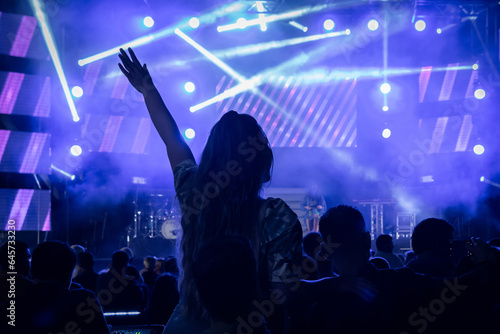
[118,47,154,94]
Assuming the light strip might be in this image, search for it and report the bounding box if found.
[99,116,123,152]
[7,189,35,230]
[77,2,245,66]
[288,20,308,32]
[33,77,51,117]
[19,132,48,174]
[131,118,152,154]
[42,210,51,231]
[29,0,80,122]
[0,72,25,115]
[10,16,37,57]
[0,130,11,163]
[438,63,459,101]
[454,115,473,152]
[51,164,75,180]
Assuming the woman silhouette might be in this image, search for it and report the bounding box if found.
[119,48,302,332]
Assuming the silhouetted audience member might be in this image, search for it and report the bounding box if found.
[163,256,179,277]
[71,244,85,278]
[73,251,99,292]
[192,236,266,334]
[303,231,332,278]
[1,241,109,334]
[96,250,146,312]
[144,272,180,325]
[373,234,404,268]
[141,255,159,293]
[154,257,165,275]
[406,218,456,277]
[404,250,416,264]
[299,205,498,334]
[121,246,144,284]
[0,241,32,304]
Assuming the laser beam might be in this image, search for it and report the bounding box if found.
[29,0,80,122]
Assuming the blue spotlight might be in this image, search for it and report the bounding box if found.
[184,81,195,93]
[189,17,200,29]
[436,28,442,34]
[323,19,335,31]
[382,128,391,139]
[143,16,154,28]
[472,63,479,70]
[473,144,484,155]
[184,128,195,139]
[345,29,351,35]
[380,83,391,94]
[415,20,426,32]
[70,145,82,156]
[367,19,379,31]
[29,0,80,122]
[474,88,486,100]
[480,176,485,182]
[236,18,248,29]
[382,105,389,111]
[71,86,83,98]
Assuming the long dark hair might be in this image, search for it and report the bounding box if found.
[178,111,273,320]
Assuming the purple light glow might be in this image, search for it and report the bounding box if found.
[6,189,34,230]
[99,116,123,152]
[0,130,11,164]
[131,118,152,154]
[19,133,49,174]
[0,73,25,115]
[10,16,37,57]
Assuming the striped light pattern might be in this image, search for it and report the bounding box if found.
[19,132,49,174]
[10,15,37,57]
[99,115,124,152]
[216,75,357,148]
[2,189,51,231]
[0,72,25,115]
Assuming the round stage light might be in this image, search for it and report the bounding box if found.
[184,82,195,93]
[472,63,479,70]
[143,16,154,28]
[473,144,485,155]
[367,19,379,31]
[380,83,391,94]
[474,88,485,100]
[184,128,195,139]
[382,128,391,139]
[189,17,200,29]
[382,106,389,112]
[70,145,82,157]
[436,28,442,34]
[480,176,485,182]
[345,29,351,35]
[236,18,247,29]
[323,19,335,31]
[415,20,426,32]
[71,86,83,98]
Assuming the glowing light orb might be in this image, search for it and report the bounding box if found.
[382,128,391,139]
[472,63,479,70]
[473,144,484,155]
[323,19,335,31]
[189,17,200,29]
[382,106,389,112]
[474,88,485,100]
[184,128,195,139]
[71,86,83,98]
[184,82,195,93]
[70,145,82,156]
[415,20,426,31]
[367,19,379,31]
[143,16,154,28]
[380,83,391,94]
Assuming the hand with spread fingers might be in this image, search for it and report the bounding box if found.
[118,47,154,95]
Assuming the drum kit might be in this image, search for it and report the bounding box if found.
[131,193,181,240]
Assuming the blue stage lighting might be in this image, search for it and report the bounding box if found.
[382,128,391,139]
[323,19,335,31]
[184,82,195,93]
[436,28,442,34]
[380,83,391,94]
[367,19,379,31]
[474,88,485,100]
[415,20,426,31]
[472,63,479,70]
[382,106,389,111]
[71,86,83,98]
[189,17,200,29]
[473,144,484,155]
[236,18,248,29]
[184,128,195,139]
[143,16,154,28]
[70,145,82,156]
[480,176,485,182]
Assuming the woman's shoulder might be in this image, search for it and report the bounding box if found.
[173,159,197,191]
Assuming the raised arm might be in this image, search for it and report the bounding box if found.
[118,47,194,170]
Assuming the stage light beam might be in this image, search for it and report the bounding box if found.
[382,106,389,111]
[29,0,80,122]
[474,88,485,99]
[189,17,200,29]
[472,63,479,70]
[382,128,391,139]
[184,128,195,139]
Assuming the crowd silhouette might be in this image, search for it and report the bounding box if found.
[1,47,499,334]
